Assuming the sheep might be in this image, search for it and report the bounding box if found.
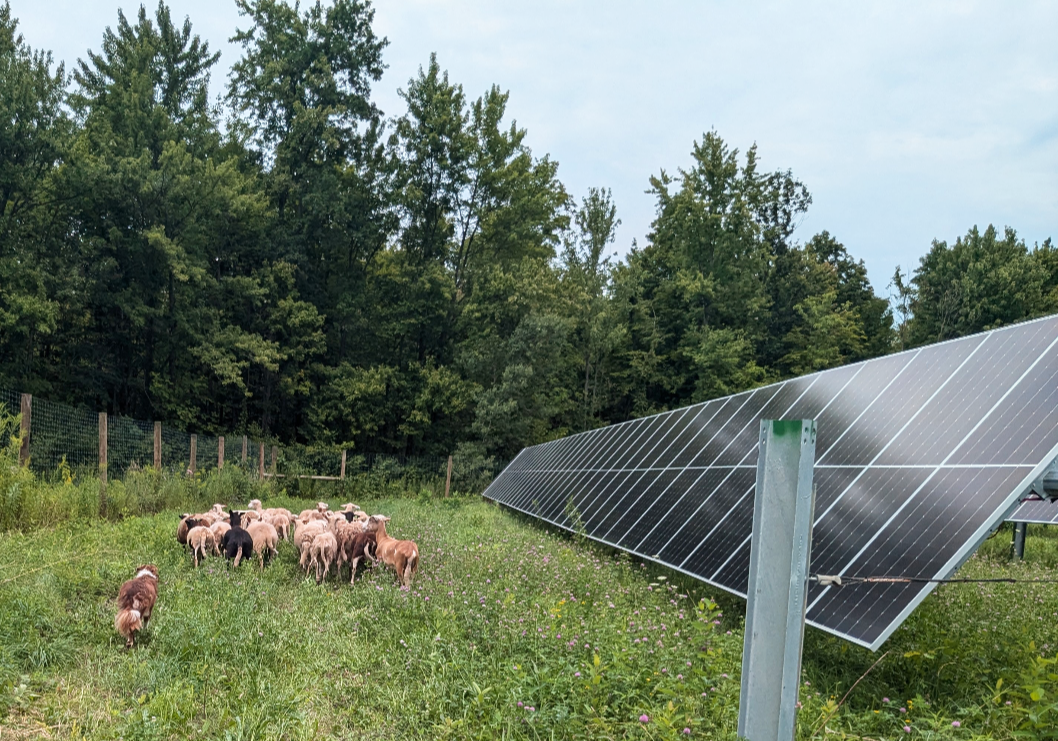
[245,499,294,541]
[309,530,338,583]
[338,528,377,584]
[265,511,292,541]
[247,520,279,570]
[295,520,328,572]
[185,518,216,568]
[221,511,254,568]
[297,509,326,524]
[210,521,231,555]
[363,515,419,587]
[177,514,192,546]
[317,501,329,513]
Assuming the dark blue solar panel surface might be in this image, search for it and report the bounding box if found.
[484,315,1058,649]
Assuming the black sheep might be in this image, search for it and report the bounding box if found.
[221,511,254,567]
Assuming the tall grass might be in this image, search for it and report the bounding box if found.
[2,493,1058,738]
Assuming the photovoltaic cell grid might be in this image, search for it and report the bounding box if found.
[484,314,1058,650]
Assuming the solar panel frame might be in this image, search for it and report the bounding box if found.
[485,314,1058,650]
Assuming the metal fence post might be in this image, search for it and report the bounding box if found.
[153,421,162,470]
[98,412,108,516]
[738,419,817,741]
[18,393,31,466]
[218,436,225,470]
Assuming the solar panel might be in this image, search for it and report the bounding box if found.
[1008,498,1058,525]
[484,314,1058,649]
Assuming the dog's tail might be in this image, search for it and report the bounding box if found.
[233,549,243,568]
[115,608,142,639]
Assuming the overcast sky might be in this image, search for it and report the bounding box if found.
[9,0,1058,299]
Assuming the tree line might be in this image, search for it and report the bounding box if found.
[1,0,1055,460]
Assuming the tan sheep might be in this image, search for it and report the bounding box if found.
[309,530,338,583]
[209,521,231,555]
[295,520,328,572]
[185,518,216,568]
[266,512,292,541]
[246,521,279,569]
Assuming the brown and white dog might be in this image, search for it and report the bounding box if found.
[114,565,159,648]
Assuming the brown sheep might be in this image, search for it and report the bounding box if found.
[339,531,377,584]
[364,515,419,587]
[177,514,192,546]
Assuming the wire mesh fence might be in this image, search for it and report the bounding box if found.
[31,395,98,473]
[109,414,153,474]
[0,388,505,495]
[0,387,18,417]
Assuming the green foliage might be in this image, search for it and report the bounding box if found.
[902,225,1055,346]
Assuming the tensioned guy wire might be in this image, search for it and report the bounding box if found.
[811,574,1058,586]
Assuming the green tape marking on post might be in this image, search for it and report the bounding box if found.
[771,419,804,437]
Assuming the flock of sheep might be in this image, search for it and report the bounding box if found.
[176,500,419,586]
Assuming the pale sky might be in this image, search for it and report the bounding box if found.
[10,0,1058,298]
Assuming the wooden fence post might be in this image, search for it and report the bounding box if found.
[259,443,265,478]
[271,446,277,475]
[445,455,454,498]
[189,434,197,475]
[340,450,347,480]
[218,436,225,470]
[242,435,248,466]
[18,393,31,466]
[153,421,162,470]
[98,412,108,516]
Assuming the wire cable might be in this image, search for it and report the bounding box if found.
[811,574,1058,587]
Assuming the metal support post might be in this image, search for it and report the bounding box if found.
[1013,522,1027,560]
[738,419,817,741]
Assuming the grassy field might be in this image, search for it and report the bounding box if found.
[2,492,1058,740]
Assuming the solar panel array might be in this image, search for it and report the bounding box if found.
[484,314,1058,649]
[1008,498,1058,525]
